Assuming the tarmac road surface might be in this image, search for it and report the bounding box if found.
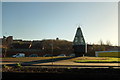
[1,58,120,67]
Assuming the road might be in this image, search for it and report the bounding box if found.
[1,58,120,67]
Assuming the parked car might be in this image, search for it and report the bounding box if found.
[29,54,38,57]
[12,53,25,58]
[57,54,66,57]
[69,54,75,57]
[43,54,53,57]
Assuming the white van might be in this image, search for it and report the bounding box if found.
[12,53,25,57]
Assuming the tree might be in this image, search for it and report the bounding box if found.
[98,39,105,51]
[98,39,104,45]
[106,40,112,46]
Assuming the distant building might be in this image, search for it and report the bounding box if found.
[73,27,86,57]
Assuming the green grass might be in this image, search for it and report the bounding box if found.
[74,57,120,63]
[97,52,120,57]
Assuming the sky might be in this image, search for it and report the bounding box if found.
[1,2,118,45]
[0,2,2,38]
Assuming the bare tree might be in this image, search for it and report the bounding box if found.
[106,40,112,46]
[98,39,104,45]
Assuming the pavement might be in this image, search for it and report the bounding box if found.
[1,58,120,68]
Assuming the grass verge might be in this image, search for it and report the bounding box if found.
[74,57,120,63]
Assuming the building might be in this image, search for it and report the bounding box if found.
[73,27,86,57]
